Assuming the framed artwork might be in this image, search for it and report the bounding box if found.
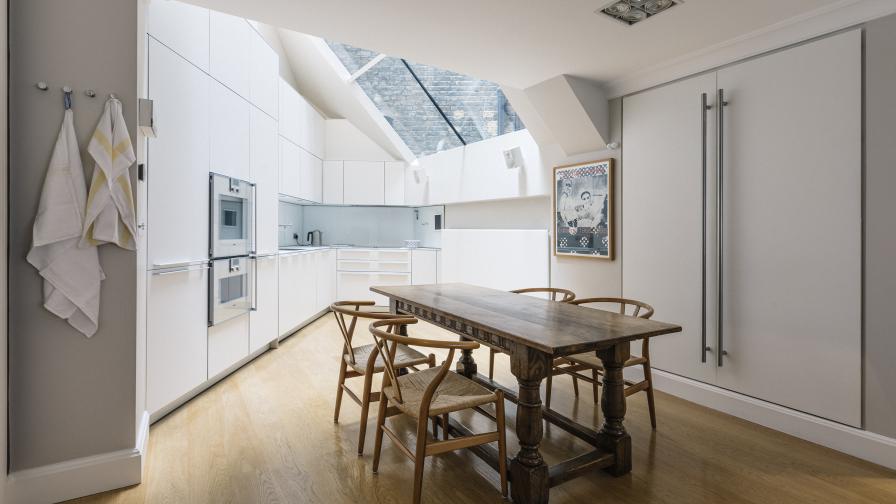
[553,159,614,259]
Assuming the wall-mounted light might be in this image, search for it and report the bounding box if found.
[503,146,524,170]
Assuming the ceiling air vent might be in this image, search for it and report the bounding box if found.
[597,0,682,26]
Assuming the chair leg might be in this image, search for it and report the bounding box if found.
[572,375,580,396]
[431,416,439,439]
[441,413,449,441]
[412,415,430,504]
[334,360,348,423]
[495,391,508,498]
[488,349,496,380]
[372,395,389,474]
[545,371,553,409]
[357,371,373,455]
[644,362,657,429]
[591,369,600,404]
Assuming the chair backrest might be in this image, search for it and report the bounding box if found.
[330,300,405,364]
[369,318,478,415]
[510,287,576,303]
[569,297,655,319]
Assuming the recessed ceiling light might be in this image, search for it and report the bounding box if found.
[597,0,683,26]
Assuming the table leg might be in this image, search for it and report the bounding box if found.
[509,346,551,503]
[596,342,632,476]
[455,338,478,378]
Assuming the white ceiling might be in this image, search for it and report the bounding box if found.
[185,0,843,89]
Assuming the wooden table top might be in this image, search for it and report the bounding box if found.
[371,283,682,355]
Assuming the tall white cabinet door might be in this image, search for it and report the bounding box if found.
[323,161,344,204]
[279,138,301,198]
[147,266,208,415]
[210,80,251,181]
[147,0,209,71]
[209,10,251,99]
[715,31,862,426]
[208,314,250,378]
[385,161,406,205]
[147,39,210,266]
[343,161,385,205]
[251,108,279,255]
[622,72,718,384]
[249,28,279,118]
[251,255,279,351]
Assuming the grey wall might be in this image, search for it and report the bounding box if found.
[863,14,896,439]
[9,0,139,470]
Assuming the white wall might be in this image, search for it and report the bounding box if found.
[445,196,550,230]
[325,119,397,161]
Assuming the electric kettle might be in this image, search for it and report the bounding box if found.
[306,229,322,246]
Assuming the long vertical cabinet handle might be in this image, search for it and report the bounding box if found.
[701,93,712,363]
[717,88,729,367]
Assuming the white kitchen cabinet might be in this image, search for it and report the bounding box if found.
[279,252,318,335]
[343,161,385,205]
[208,313,250,379]
[251,255,279,352]
[279,138,301,198]
[278,79,302,146]
[249,26,279,118]
[304,103,326,159]
[251,108,279,255]
[299,149,323,203]
[323,161,344,204]
[337,248,412,306]
[622,30,861,426]
[147,0,210,72]
[411,249,438,285]
[209,10,251,99]
[147,39,210,267]
[385,161,406,205]
[316,250,337,311]
[147,265,208,416]
[210,80,251,181]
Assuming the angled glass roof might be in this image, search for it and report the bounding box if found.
[326,41,525,158]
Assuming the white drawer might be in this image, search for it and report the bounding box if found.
[337,259,410,273]
[337,271,411,306]
[337,249,376,261]
[337,249,410,263]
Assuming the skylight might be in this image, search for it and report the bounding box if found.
[326,41,525,158]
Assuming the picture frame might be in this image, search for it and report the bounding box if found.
[553,158,614,259]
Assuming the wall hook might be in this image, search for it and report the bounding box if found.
[85,89,96,98]
[62,86,72,93]
[36,81,49,91]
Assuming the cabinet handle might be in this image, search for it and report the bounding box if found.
[151,264,209,276]
[717,88,729,367]
[701,92,712,363]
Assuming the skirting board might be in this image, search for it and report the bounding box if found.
[7,411,150,504]
[626,367,896,471]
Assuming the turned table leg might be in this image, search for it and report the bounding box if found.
[456,342,478,378]
[509,346,551,503]
[596,342,632,476]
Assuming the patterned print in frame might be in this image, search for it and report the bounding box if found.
[554,159,614,259]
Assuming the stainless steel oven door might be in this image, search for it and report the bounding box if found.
[209,257,254,326]
[210,173,254,259]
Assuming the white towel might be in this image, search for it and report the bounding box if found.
[27,109,105,337]
[81,98,137,250]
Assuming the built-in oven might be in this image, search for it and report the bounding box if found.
[210,173,254,259]
[209,256,255,326]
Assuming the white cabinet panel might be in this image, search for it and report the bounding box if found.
[210,80,251,181]
[251,255,279,352]
[305,105,326,159]
[278,79,301,146]
[385,161,406,205]
[147,39,210,266]
[279,252,318,335]
[715,31,861,427]
[622,73,718,385]
[343,161,385,205]
[251,108,279,255]
[147,266,208,415]
[323,161,344,204]
[147,0,209,71]
[296,252,318,322]
[208,314,249,378]
[209,10,251,99]
[249,28,279,118]
[279,138,301,198]
[411,249,438,285]
[316,250,337,311]
[299,150,322,203]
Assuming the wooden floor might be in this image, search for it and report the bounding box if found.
[70,315,896,504]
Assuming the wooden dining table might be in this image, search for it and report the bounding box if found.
[371,283,682,504]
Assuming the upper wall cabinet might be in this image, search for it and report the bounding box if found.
[147,0,210,71]
[303,101,326,159]
[323,161,344,205]
[384,161,406,205]
[209,10,252,99]
[209,80,251,181]
[343,161,385,205]
[249,27,279,118]
[299,149,323,204]
[279,79,302,146]
[280,137,301,198]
